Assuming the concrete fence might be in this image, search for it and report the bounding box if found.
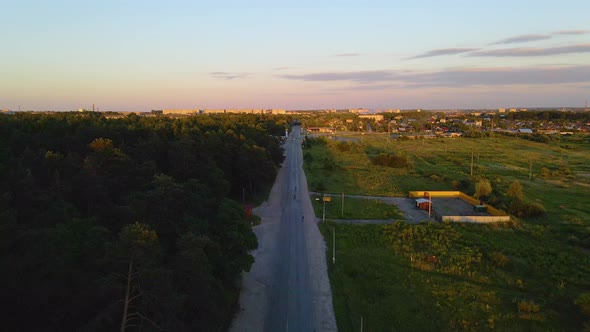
[409,191,462,198]
[408,190,510,222]
[443,215,511,223]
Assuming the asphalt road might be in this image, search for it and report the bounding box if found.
[230,125,336,332]
[266,126,315,332]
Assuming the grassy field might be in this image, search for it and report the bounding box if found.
[320,221,590,331]
[304,133,590,331]
[304,134,590,224]
[309,194,404,220]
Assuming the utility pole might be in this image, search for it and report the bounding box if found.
[341,192,344,216]
[470,150,474,176]
[388,121,390,142]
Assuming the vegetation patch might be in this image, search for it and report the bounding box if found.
[303,129,590,330]
[371,153,409,168]
[0,112,289,331]
[320,221,590,331]
[310,195,403,220]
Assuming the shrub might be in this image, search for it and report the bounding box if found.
[475,179,492,199]
[372,153,408,168]
[517,300,545,321]
[507,180,524,201]
[429,174,442,182]
[336,141,351,152]
[523,202,546,218]
[490,251,509,268]
[508,195,545,218]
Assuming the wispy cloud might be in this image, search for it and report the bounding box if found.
[554,30,590,35]
[279,65,590,88]
[280,70,398,82]
[335,53,361,57]
[405,66,590,87]
[492,34,551,45]
[273,67,293,71]
[209,72,251,80]
[409,48,480,59]
[469,44,590,57]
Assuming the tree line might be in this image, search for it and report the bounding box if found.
[0,112,289,331]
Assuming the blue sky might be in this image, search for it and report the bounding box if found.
[1,0,589,111]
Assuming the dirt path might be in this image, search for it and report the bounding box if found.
[228,156,287,331]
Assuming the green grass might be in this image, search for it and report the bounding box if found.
[304,134,590,331]
[320,221,590,332]
[309,194,403,220]
[304,134,590,222]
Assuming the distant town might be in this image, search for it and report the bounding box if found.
[2,106,590,116]
[2,106,590,137]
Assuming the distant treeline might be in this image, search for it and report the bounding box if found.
[0,112,289,331]
[500,110,590,121]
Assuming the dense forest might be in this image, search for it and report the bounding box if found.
[0,112,289,331]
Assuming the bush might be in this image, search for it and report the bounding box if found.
[517,300,544,320]
[523,202,546,218]
[518,300,539,312]
[429,174,442,182]
[507,181,524,201]
[372,153,408,168]
[490,251,509,268]
[475,179,492,199]
[336,141,351,152]
[509,200,546,218]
